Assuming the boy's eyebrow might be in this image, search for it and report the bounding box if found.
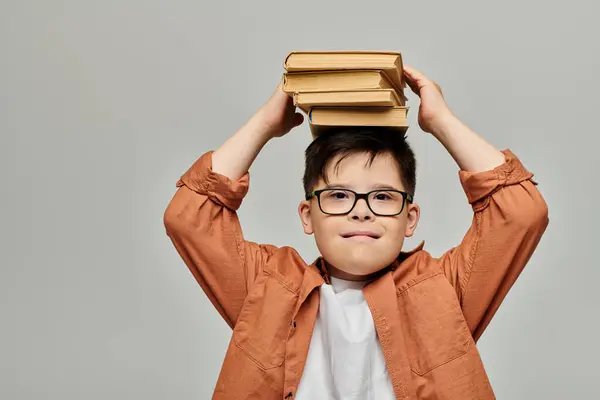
[324,183,402,191]
[372,183,402,191]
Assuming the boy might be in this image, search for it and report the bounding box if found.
[164,65,548,399]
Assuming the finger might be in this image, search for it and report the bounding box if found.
[404,65,435,91]
[279,89,294,104]
[403,65,428,82]
[403,71,421,96]
[433,81,443,96]
[405,79,420,97]
[403,65,415,82]
[405,65,444,97]
[275,83,285,95]
[276,83,293,98]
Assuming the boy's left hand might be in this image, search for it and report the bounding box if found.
[404,65,456,136]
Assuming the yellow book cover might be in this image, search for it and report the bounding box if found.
[284,50,405,90]
[293,89,404,113]
[282,70,396,93]
[308,106,409,138]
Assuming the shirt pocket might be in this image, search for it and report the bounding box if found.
[233,270,298,370]
[398,270,471,376]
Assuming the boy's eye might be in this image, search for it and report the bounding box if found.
[373,192,393,201]
[326,190,351,200]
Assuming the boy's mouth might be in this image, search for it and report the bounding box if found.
[341,231,381,239]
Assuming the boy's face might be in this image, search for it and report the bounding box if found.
[298,152,420,281]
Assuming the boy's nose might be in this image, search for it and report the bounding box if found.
[349,198,374,220]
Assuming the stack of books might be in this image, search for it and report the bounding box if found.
[281,51,409,137]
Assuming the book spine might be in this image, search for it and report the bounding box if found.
[283,52,296,71]
[281,73,291,92]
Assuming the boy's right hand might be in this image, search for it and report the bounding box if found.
[211,84,304,181]
[253,85,304,139]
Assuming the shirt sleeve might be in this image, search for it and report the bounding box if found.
[163,151,278,329]
[438,149,549,342]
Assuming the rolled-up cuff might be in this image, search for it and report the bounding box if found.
[459,149,535,205]
[176,151,249,211]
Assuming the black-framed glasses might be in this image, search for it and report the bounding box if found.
[306,188,414,216]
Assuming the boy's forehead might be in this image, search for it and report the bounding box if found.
[321,152,404,188]
[327,151,397,173]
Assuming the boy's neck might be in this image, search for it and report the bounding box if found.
[325,260,388,282]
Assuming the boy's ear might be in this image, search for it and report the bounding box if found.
[404,203,420,238]
[298,200,314,235]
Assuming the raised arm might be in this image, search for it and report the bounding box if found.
[404,66,549,341]
[163,86,304,328]
[438,150,547,341]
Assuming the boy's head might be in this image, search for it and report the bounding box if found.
[298,127,420,281]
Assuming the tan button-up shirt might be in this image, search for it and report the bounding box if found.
[164,149,548,399]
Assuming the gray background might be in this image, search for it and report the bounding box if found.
[1,0,598,399]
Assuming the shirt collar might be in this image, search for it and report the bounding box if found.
[309,240,426,285]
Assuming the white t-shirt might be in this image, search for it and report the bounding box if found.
[295,276,396,400]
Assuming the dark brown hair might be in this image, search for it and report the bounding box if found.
[303,127,417,197]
